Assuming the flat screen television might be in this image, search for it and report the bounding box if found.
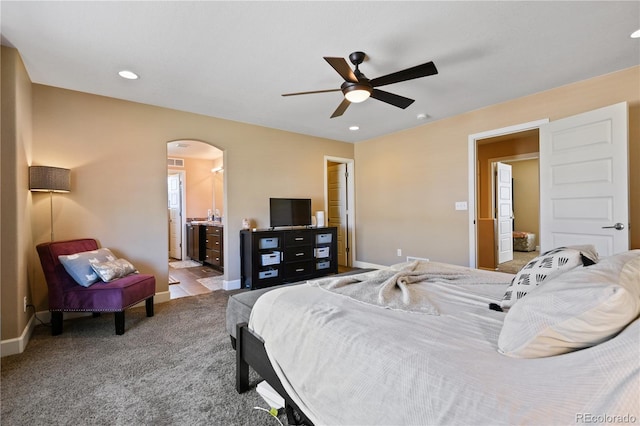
[270,198,312,228]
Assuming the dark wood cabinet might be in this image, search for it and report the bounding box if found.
[203,225,223,272]
[240,227,338,290]
[186,224,200,261]
[186,224,223,272]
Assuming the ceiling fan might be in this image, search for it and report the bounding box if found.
[282,51,438,118]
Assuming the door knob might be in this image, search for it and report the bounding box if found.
[602,223,625,230]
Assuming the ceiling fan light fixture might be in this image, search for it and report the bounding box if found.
[342,84,372,103]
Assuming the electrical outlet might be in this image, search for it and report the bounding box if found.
[397,248,402,257]
[23,296,27,313]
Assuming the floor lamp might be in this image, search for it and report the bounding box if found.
[29,166,71,241]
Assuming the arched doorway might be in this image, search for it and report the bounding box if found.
[167,139,224,299]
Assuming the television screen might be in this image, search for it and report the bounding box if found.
[270,198,312,228]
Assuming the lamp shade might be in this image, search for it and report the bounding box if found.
[29,166,71,192]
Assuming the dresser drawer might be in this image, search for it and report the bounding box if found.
[283,260,314,279]
[205,249,221,266]
[284,230,313,246]
[205,235,221,249]
[283,245,313,262]
[206,226,222,236]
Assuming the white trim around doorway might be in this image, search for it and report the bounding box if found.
[467,119,549,269]
[324,156,356,268]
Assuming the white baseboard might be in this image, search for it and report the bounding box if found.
[353,260,385,269]
[223,279,241,291]
[0,314,37,357]
[154,290,171,304]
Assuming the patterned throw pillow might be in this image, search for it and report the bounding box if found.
[91,258,138,282]
[58,248,116,287]
[499,245,598,310]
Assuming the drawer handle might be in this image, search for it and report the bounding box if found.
[296,252,304,256]
[295,237,304,241]
[295,268,304,272]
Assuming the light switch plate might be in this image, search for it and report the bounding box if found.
[455,201,468,211]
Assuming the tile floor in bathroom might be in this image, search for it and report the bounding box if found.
[168,259,223,299]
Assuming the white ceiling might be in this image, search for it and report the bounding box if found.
[167,139,222,160]
[2,1,639,143]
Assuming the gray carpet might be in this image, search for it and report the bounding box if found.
[1,290,287,426]
[496,250,539,274]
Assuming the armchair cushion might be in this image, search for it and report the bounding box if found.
[62,273,156,312]
[58,248,116,287]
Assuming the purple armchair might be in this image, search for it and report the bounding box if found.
[36,238,156,335]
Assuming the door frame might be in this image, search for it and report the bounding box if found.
[324,156,356,268]
[168,169,187,260]
[467,119,548,268]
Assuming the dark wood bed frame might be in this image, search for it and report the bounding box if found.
[235,322,314,426]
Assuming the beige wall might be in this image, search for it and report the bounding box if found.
[170,157,216,220]
[355,66,640,266]
[1,48,34,340]
[510,159,540,243]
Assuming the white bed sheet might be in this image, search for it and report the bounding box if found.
[249,262,640,425]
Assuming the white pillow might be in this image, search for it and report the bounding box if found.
[498,250,640,358]
[500,245,598,310]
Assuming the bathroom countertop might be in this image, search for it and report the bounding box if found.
[189,221,223,227]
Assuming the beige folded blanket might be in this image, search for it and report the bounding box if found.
[309,261,470,315]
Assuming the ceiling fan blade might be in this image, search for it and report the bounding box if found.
[330,98,351,118]
[282,88,341,96]
[370,61,438,88]
[324,57,358,83]
[371,89,415,109]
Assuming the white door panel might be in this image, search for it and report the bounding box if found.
[327,163,347,265]
[496,162,513,264]
[328,163,347,266]
[168,173,182,259]
[540,102,628,256]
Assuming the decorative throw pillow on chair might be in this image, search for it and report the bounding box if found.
[499,245,598,310]
[91,258,138,282]
[58,248,117,287]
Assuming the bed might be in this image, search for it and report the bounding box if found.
[233,248,640,425]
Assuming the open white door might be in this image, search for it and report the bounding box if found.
[168,173,182,259]
[328,163,348,267]
[495,162,514,263]
[540,102,629,255]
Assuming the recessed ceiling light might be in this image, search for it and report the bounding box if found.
[349,126,360,131]
[417,113,429,120]
[118,70,139,80]
[631,29,640,38]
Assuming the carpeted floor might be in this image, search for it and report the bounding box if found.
[496,250,539,274]
[1,290,287,426]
